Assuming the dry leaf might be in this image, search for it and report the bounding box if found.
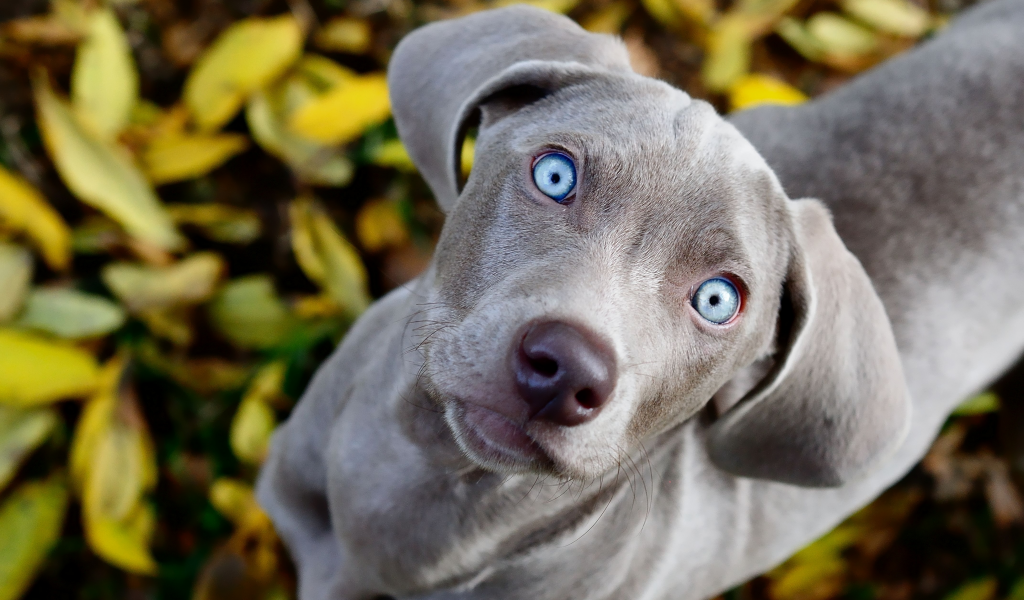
[983,458,1024,528]
[0,244,32,323]
[0,166,71,270]
[0,405,58,493]
[230,361,285,465]
[102,252,225,312]
[142,133,249,185]
[0,329,100,407]
[33,74,185,251]
[0,476,69,600]
[71,8,138,139]
[16,288,126,339]
[582,1,634,33]
[184,15,304,132]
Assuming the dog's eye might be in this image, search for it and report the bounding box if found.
[532,152,576,202]
[692,277,740,324]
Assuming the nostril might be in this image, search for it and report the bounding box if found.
[529,356,558,377]
[575,388,597,409]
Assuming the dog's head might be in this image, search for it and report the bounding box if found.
[390,6,910,487]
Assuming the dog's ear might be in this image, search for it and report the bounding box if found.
[708,199,911,487]
[387,5,631,212]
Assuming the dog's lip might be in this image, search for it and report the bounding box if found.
[456,402,547,465]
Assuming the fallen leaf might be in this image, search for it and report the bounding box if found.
[493,0,581,13]
[582,1,634,33]
[0,244,32,323]
[167,204,261,244]
[142,133,249,185]
[0,405,58,493]
[192,509,278,600]
[1008,579,1024,600]
[356,198,409,253]
[288,73,391,146]
[729,73,808,112]
[951,391,999,416]
[209,478,259,525]
[0,476,69,600]
[207,275,296,350]
[640,0,682,27]
[806,13,879,58]
[69,357,159,574]
[33,74,185,251]
[841,0,931,37]
[775,17,827,62]
[1,15,82,47]
[313,17,372,54]
[702,16,756,92]
[184,15,304,132]
[137,341,250,394]
[71,8,138,139]
[16,288,126,339]
[0,165,71,270]
[0,329,99,406]
[370,139,416,172]
[102,252,225,312]
[230,361,285,465]
[983,457,1024,528]
[943,578,998,600]
[290,198,370,317]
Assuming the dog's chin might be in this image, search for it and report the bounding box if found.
[444,402,558,475]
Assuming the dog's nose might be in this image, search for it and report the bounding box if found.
[512,321,616,426]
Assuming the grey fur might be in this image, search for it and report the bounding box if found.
[257,2,1024,599]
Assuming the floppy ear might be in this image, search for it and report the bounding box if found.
[708,199,911,487]
[387,5,632,212]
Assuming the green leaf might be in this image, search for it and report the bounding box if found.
[102,252,225,312]
[207,275,296,349]
[0,406,58,493]
[0,476,70,600]
[16,288,126,339]
[952,391,1000,416]
[0,244,32,323]
[943,578,998,600]
[806,13,878,57]
[841,0,931,37]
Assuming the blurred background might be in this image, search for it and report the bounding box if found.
[0,0,1020,598]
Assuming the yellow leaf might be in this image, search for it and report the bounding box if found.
[0,476,69,600]
[370,139,417,172]
[69,358,122,494]
[806,13,878,57]
[33,74,185,251]
[184,15,304,132]
[207,275,296,349]
[0,165,71,270]
[313,17,372,54]
[290,198,370,316]
[672,0,716,26]
[167,204,261,245]
[0,406,58,493]
[288,73,391,146]
[142,133,249,185]
[775,17,826,62]
[729,73,808,112]
[493,0,582,14]
[0,329,99,406]
[356,198,409,253]
[952,391,1000,416]
[582,2,634,33]
[102,252,225,312]
[16,288,126,339]
[0,244,32,323]
[84,503,158,575]
[641,0,682,28]
[230,361,284,465]
[71,8,138,139]
[841,0,931,37]
[702,16,756,92]
[209,477,258,524]
[247,89,354,187]
[769,558,846,600]
[943,578,998,600]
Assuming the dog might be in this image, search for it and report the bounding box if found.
[256,1,1024,598]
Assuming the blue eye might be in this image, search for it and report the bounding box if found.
[532,153,576,202]
[692,277,740,324]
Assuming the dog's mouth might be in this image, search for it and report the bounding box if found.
[445,400,556,472]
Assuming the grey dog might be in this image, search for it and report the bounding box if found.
[257,1,1024,598]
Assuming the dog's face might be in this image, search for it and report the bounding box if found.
[390,5,911,487]
[418,78,790,478]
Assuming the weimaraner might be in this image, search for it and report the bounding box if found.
[257,1,1024,598]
